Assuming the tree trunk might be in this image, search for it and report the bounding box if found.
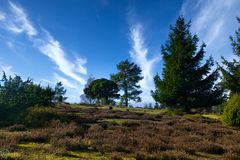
[124,83,128,107]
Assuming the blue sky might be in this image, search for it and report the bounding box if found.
[0,0,239,105]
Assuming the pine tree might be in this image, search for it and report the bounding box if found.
[111,60,143,107]
[219,17,240,95]
[152,17,223,111]
[54,82,67,102]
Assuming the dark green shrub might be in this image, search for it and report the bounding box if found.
[222,94,240,126]
[25,107,61,127]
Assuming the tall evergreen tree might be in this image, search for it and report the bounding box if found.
[152,17,223,111]
[219,17,240,95]
[111,60,143,107]
[54,82,67,102]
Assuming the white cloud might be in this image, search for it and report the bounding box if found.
[0,11,5,21]
[129,23,161,104]
[130,24,160,90]
[181,0,240,61]
[53,73,76,89]
[0,1,87,86]
[0,1,88,102]
[36,31,87,84]
[40,74,82,103]
[0,65,15,76]
[4,1,38,36]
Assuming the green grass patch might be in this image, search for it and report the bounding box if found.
[19,142,51,149]
[65,151,108,160]
[183,113,202,119]
[183,113,221,120]
[202,114,221,120]
[98,118,139,124]
[0,152,22,159]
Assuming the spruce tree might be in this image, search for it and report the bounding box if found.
[219,17,240,95]
[111,60,143,107]
[152,17,223,111]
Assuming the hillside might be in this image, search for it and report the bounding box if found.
[0,105,240,160]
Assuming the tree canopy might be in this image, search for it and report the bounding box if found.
[152,17,224,111]
[84,78,119,105]
[80,76,96,104]
[0,72,56,125]
[54,82,67,103]
[111,60,143,107]
[0,72,55,109]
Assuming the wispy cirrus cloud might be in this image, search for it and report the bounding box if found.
[53,73,76,89]
[0,1,87,102]
[6,1,37,37]
[0,1,87,86]
[36,30,87,84]
[130,24,160,90]
[129,23,160,104]
[181,0,240,61]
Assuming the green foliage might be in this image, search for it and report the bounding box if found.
[222,94,240,126]
[219,17,240,95]
[0,73,56,126]
[152,16,224,111]
[111,60,143,107]
[84,78,119,105]
[80,76,96,104]
[54,82,67,102]
[0,73,55,109]
[25,107,61,127]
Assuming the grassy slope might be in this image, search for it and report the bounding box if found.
[0,104,238,160]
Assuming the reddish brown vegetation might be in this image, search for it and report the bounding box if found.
[0,105,240,159]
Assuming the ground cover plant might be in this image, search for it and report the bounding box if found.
[0,104,240,160]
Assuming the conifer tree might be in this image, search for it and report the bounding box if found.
[152,17,223,111]
[219,17,240,95]
[111,60,143,107]
[54,82,67,102]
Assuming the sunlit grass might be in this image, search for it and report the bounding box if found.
[19,142,51,149]
[65,151,108,160]
[98,118,139,124]
[195,152,223,159]
[0,152,22,159]
[202,114,221,120]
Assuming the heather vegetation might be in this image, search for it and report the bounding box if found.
[0,16,240,159]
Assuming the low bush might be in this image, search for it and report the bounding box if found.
[222,94,240,126]
[25,107,62,127]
